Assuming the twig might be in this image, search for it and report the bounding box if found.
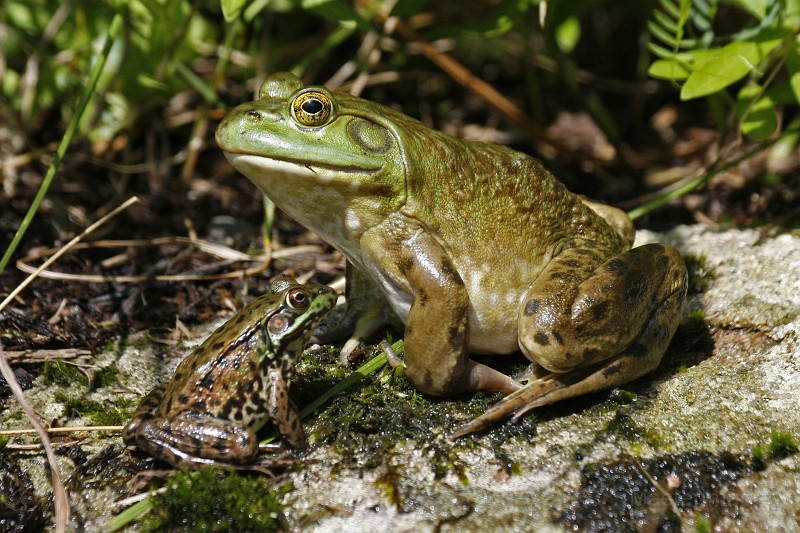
[0,342,70,531]
[0,196,140,315]
[2,348,92,365]
[0,426,124,437]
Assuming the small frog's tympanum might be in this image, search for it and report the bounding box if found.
[215,72,688,437]
[123,277,336,468]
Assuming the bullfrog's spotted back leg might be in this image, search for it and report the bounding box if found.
[451,273,686,438]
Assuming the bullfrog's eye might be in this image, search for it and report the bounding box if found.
[286,288,309,310]
[292,91,332,127]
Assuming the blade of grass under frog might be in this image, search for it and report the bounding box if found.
[260,339,403,445]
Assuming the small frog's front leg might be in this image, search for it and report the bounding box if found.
[399,230,521,396]
[265,367,305,448]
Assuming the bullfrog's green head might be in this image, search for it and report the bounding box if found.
[216,72,412,256]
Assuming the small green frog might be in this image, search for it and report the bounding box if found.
[123,277,336,467]
[215,72,687,436]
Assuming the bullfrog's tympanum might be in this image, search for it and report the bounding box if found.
[215,72,687,436]
[123,277,336,468]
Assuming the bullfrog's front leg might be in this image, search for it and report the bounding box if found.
[453,242,687,437]
[399,230,521,396]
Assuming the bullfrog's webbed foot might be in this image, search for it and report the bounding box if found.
[513,362,549,385]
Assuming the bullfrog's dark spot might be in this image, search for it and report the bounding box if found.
[606,258,626,276]
[534,332,550,345]
[552,330,564,345]
[628,343,647,358]
[525,299,540,316]
[603,363,622,377]
[440,258,461,285]
[448,326,465,351]
[582,348,599,362]
[234,314,245,325]
[398,257,415,274]
[561,259,581,268]
[219,397,239,419]
[591,300,609,321]
[549,271,566,281]
[178,394,189,405]
[625,279,647,302]
[417,289,428,307]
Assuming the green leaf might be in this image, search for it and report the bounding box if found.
[737,85,777,140]
[555,16,581,53]
[726,0,767,18]
[786,43,800,105]
[680,33,785,100]
[649,58,692,80]
[302,0,368,29]
[220,0,249,21]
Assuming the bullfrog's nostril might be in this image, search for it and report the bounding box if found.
[247,110,261,120]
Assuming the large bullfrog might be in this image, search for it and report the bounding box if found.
[123,277,336,467]
[215,72,687,436]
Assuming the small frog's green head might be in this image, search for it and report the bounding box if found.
[262,277,336,360]
[216,72,416,250]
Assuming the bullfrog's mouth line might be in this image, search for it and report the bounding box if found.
[223,152,382,176]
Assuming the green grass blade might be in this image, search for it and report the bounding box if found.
[0,10,126,274]
[627,136,782,220]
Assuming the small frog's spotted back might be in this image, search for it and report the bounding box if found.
[123,278,336,468]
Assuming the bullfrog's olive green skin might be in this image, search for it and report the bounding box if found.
[123,277,336,468]
[215,72,687,436]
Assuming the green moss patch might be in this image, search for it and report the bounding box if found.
[54,391,137,426]
[140,469,290,533]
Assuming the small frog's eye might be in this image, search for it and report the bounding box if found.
[292,91,332,127]
[286,288,309,310]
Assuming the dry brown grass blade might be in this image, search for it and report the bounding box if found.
[363,1,571,157]
[14,237,323,283]
[0,342,70,532]
[0,197,140,314]
[2,348,92,365]
[0,425,124,437]
[0,197,141,531]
